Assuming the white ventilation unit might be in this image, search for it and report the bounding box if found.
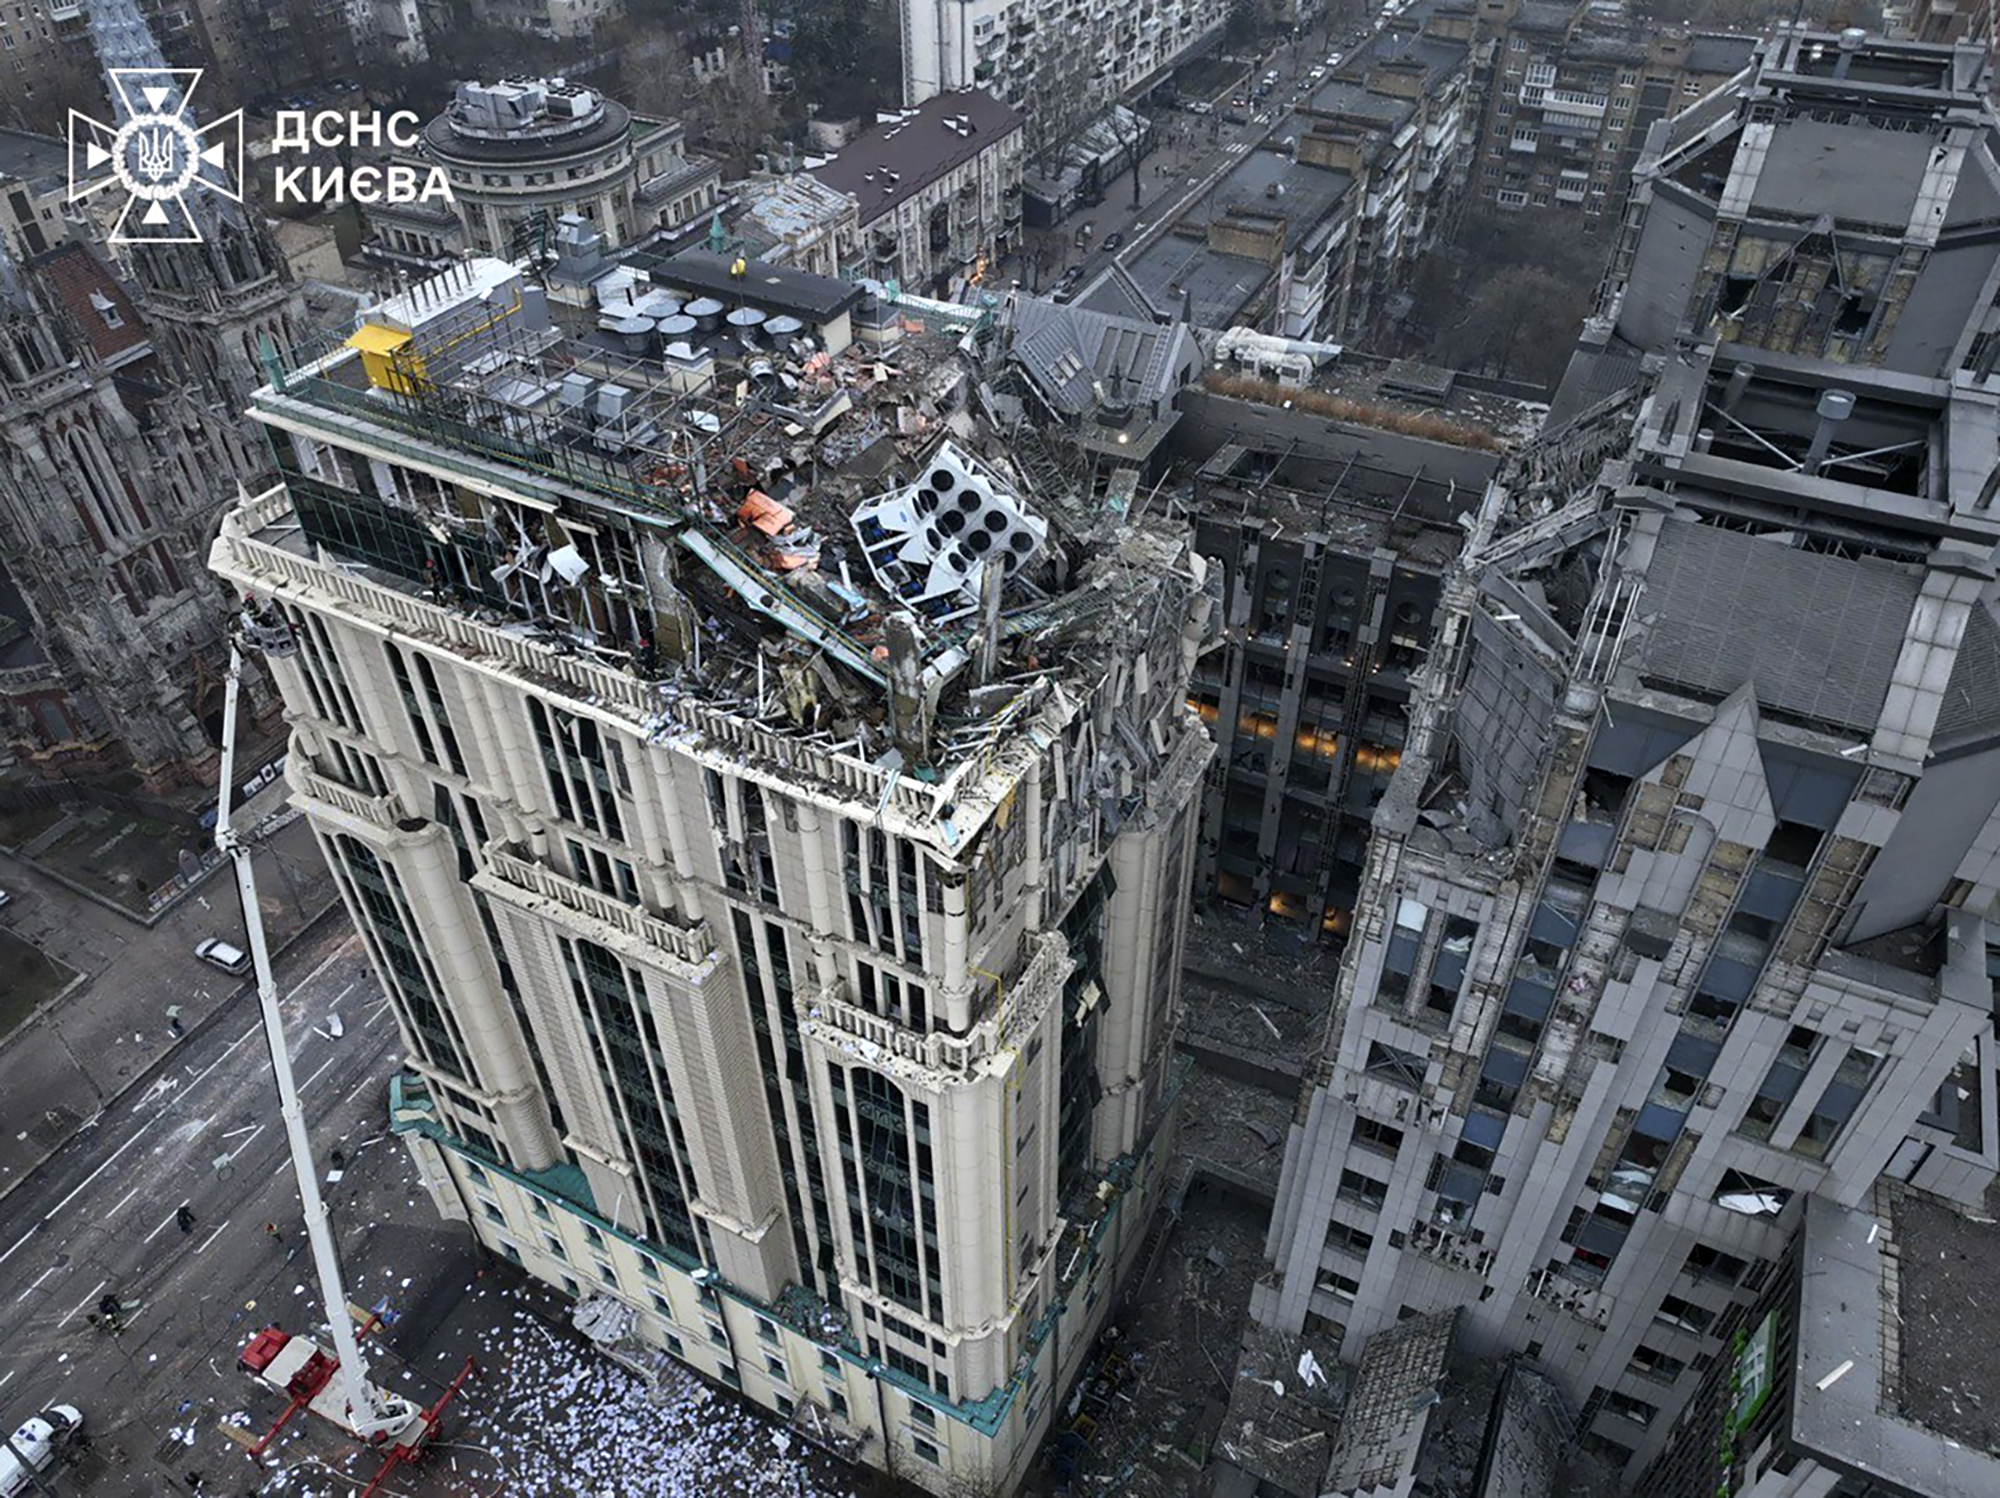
[850,440,1047,624]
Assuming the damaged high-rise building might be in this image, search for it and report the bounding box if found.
[1251,28,2000,1488]
[209,251,1216,1494]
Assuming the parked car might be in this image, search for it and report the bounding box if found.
[196,937,252,975]
[0,1406,83,1498]
[1186,99,1213,114]
[0,887,11,909]
[1102,231,1125,252]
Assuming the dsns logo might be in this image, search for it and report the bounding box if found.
[69,68,244,245]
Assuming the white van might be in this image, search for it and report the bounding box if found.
[0,1406,83,1497]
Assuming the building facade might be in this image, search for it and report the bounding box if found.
[1251,30,2000,1485]
[469,0,620,40]
[813,90,1025,297]
[371,78,719,267]
[898,0,1229,117]
[1469,0,1755,219]
[1092,12,1473,343]
[0,243,249,782]
[209,253,1215,1494]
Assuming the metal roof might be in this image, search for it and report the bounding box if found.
[1633,518,1920,734]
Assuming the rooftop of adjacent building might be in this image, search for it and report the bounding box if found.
[1789,1188,2000,1495]
[29,239,148,367]
[810,90,1024,229]
[421,76,676,165]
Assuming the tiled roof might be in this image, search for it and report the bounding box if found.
[31,241,148,365]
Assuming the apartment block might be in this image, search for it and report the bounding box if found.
[898,0,1229,119]
[1470,0,1754,218]
[812,90,1025,297]
[1252,29,2000,1487]
[209,254,1215,1494]
[1095,14,1474,341]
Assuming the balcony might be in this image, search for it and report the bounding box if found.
[1544,88,1608,118]
[803,932,1071,1081]
[290,764,403,832]
[478,845,716,971]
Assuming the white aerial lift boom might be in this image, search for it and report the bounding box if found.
[213,602,426,1450]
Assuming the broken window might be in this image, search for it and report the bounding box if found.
[1366,1041,1429,1091]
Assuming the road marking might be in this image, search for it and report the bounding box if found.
[108,1183,141,1218]
[301,1055,338,1093]
[194,1220,229,1255]
[14,1266,56,1301]
[225,1123,267,1162]
[0,1369,13,1393]
[0,935,360,1272]
[143,1207,183,1244]
[59,1277,107,1327]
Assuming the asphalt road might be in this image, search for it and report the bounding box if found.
[0,788,337,1198]
[0,921,399,1492]
[1048,15,1389,299]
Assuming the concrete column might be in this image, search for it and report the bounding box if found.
[395,820,562,1169]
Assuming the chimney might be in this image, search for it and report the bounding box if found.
[1806,388,1856,473]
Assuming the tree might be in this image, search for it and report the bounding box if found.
[1445,265,1587,385]
[785,0,898,122]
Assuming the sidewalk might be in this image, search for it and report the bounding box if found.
[0,802,342,1201]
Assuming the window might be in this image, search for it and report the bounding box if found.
[1337,1169,1388,1210]
[708,1324,729,1347]
[640,1257,660,1281]
[652,1292,672,1316]
[758,1317,780,1346]
[766,1354,789,1382]
[911,1402,936,1430]
[1603,1389,1658,1427]
[829,1390,850,1418]
[1654,1294,1713,1334]
[1326,1219,1375,1257]
[913,1437,941,1464]
[532,1197,552,1221]
[595,1259,618,1286]
[1366,1042,1428,1090]
[1683,1244,1747,1285]
[1352,1117,1404,1157]
[466,1162,489,1185]
[820,1350,842,1376]
[583,1225,605,1249]
[560,1275,581,1298]
[1629,1344,1686,1382]
[482,1201,505,1225]
[544,1233,567,1260]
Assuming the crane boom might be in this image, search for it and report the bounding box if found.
[214,615,406,1442]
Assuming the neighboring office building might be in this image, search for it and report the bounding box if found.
[812,90,1024,297]
[343,0,427,61]
[1176,377,1511,946]
[898,0,1229,115]
[369,78,719,266]
[1251,29,2000,1485]
[1894,0,1996,45]
[1469,0,1755,218]
[209,252,1215,1496]
[1098,14,1472,342]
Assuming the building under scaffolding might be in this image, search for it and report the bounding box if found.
[211,245,1219,1495]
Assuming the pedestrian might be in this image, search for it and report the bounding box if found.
[176,1203,195,1234]
[263,1221,284,1244]
[186,1471,205,1492]
[329,1148,345,1170]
